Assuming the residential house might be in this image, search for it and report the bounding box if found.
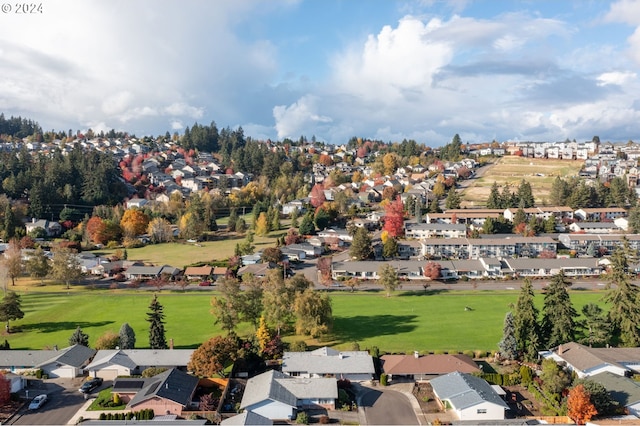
[574,207,628,221]
[381,353,480,382]
[113,368,199,417]
[237,263,271,279]
[125,265,180,281]
[427,210,504,227]
[0,345,96,378]
[287,243,323,258]
[126,198,148,209]
[420,238,470,259]
[504,258,603,278]
[540,341,640,378]
[468,236,556,259]
[404,222,467,239]
[183,266,213,281]
[568,222,622,234]
[503,206,573,222]
[24,219,62,237]
[558,234,640,255]
[590,371,640,417]
[430,371,509,421]
[221,411,273,425]
[240,370,337,421]
[85,349,195,380]
[281,347,375,382]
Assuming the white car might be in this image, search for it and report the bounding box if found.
[28,394,47,410]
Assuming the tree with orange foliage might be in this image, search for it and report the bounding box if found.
[383,196,405,238]
[310,184,326,208]
[567,384,597,425]
[0,372,10,403]
[120,208,150,238]
[86,216,107,244]
[423,261,441,280]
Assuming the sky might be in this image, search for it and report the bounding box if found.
[2,0,640,146]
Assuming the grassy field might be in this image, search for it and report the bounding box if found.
[461,156,585,207]
[5,288,607,354]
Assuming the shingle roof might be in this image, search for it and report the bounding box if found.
[555,342,640,373]
[240,370,297,410]
[85,349,195,371]
[282,347,375,376]
[127,368,199,408]
[591,371,640,407]
[381,354,480,376]
[430,371,509,411]
[221,411,273,425]
[51,344,96,368]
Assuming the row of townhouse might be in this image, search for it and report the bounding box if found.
[417,236,558,260]
[331,257,605,281]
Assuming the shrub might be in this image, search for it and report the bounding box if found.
[337,379,351,389]
[296,411,309,425]
[319,415,330,424]
[520,365,534,385]
[99,413,106,420]
[35,369,43,379]
[462,350,474,358]
[288,340,308,352]
[113,393,121,405]
[380,373,388,386]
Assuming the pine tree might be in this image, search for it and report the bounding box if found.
[487,182,501,209]
[498,312,518,360]
[350,227,372,260]
[0,291,23,333]
[513,278,540,361]
[541,272,577,348]
[298,212,315,235]
[69,326,89,346]
[604,239,640,346]
[290,208,299,228]
[147,295,167,349]
[516,179,535,208]
[444,188,461,210]
[119,322,136,349]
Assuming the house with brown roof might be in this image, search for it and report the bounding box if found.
[381,352,480,382]
[184,265,213,281]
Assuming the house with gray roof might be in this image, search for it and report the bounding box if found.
[114,368,199,417]
[590,371,640,417]
[0,344,96,378]
[503,258,603,278]
[404,222,467,239]
[125,265,180,281]
[84,349,195,380]
[430,371,509,421]
[221,411,273,425]
[281,346,375,382]
[541,341,640,378]
[240,370,337,421]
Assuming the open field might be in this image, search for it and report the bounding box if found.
[461,156,585,207]
[6,289,607,353]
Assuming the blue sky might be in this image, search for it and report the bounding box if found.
[1,0,640,146]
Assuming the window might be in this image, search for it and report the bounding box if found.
[477,409,487,414]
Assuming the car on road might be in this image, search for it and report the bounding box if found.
[79,377,103,394]
[28,394,47,410]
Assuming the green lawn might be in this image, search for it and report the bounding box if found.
[6,289,607,354]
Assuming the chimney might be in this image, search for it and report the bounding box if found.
[414,351,419,359]
[169,338,174,350]
[558,344,563,355]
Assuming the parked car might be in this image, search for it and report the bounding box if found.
[199,281,212,286]
[79,377,103,394]
[28,394,47,410]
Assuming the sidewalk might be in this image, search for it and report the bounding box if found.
[68,397,97,425]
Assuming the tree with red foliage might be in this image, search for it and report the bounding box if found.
[567,384,597,425]
[423,262,441,280]
[538,249,557,259]
[383,196,405,238]
[310,184,326,208]
[285,228,302,246]
[316,257,332,288]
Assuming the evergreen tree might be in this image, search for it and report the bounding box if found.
[146,295,167,349]
[298,212,315,235]
[541,272,577,348]
[350,227,372,260]
[513,278,540,361]
[290,208,299,228]
[498,312,518,360]
[444,188,461,210]
[69,326,89,346]
[512,207,527,228]
[119,322,136,349]
[604,240,640,346]
[516,180,535,208]
[487,182,501,209]
[227,208,238,232]
[415,198,422,223]
[0,291,23,333]
[579,303,611,347]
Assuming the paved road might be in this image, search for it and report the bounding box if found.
[10,379,87,425]
[360,386,419,425]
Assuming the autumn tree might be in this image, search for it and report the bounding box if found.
[25,246,50,285]
[147,217,174,243]
[49,247,82,289]
[378,264,399,297]
[423,261,441,280]
[254,212,269,236]
[211,277,242,334]
[188,335,239,377]
[95,331,120,350]
[255,316,272,353]
[293,288,333,338]
[120,208,150,238]
[86,216,108,244]
[0,291,23,333]
[567,384,598,425]
[147,295,167,349]
[383,196,405,238]
[310,184,326,208]
[3,239,22,286]
[69,326,89,346]
[316,256,333,288]
[0,372,10,404]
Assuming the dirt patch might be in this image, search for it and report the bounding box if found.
[503,385,545,418]
[413,382,442,414]
[0,400,24,423]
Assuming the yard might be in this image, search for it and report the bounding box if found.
[461,156,585,207]
[4,288,607,354]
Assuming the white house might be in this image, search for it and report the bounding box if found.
[0,345,96,378]
[430,371,509,421]
[540,342,640,378]
[84,349,195,380]
[281,347,375,382]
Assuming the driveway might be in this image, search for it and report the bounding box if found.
[358,384,420,425]
[9,378,89,425]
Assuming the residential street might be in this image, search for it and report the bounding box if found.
[9,378,87,425]
[359,384,420,425]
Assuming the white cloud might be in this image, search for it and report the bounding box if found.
[597,71,637,86]
[605,0,640,65]
[273,95,332,140]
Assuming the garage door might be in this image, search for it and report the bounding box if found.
[97,369,120,380]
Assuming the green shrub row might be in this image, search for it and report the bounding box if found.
[98,409,155,421]
[477,372,519,386]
